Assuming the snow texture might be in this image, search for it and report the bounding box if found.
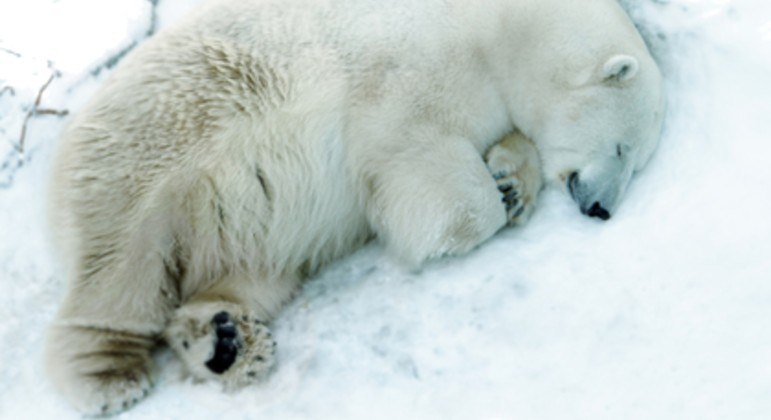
[1,0,770,418]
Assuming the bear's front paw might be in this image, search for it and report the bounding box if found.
[492,172,531,223]
[166,303,275,389]
[485,131,543,226]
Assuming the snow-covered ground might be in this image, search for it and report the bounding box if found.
[1,0,770,418]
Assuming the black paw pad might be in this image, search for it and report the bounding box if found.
[213,311,230,325]
[205,311,240,374]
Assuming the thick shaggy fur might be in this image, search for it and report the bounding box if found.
[45,0,663,414]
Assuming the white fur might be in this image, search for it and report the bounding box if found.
[44,0,664,414]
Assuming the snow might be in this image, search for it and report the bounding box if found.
[1,0,770,419]
[0,0,153,74]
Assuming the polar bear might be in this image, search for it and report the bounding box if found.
[44,0,664,414]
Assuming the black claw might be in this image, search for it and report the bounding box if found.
[513,206,525,218]
[498,183,514,194]
[505,197,519,211]
[492,171,507,180]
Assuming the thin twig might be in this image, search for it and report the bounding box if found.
[36,108,69,116]
[0,148,25,189]
[85,0,161,78]
[35,71,57,107]
[91,41,138,76]
[0,47,22,58]
[147,0,160,37]
[17,65,69,154]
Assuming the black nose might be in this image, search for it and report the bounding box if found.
[586,202,611,220]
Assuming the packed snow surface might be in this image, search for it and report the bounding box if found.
[1,0,770,418]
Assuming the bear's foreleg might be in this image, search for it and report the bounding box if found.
[485,130,544,226]
[366,131,507,267]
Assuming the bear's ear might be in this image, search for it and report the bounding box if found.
[602,55,639,83]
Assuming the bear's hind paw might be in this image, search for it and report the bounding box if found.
[166,303,275,389]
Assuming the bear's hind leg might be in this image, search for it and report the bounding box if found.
[45,251,173,415]
[165,273,295,389]
[46,323,156,415]
[45,189,181,415]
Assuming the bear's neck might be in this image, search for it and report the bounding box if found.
[457,0,650,144]
[453,0,562,141]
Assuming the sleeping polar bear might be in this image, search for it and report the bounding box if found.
[45,0,664,414]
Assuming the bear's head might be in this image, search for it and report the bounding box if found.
[534,53,665,220]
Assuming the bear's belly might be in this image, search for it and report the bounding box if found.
[177,126,371,292]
